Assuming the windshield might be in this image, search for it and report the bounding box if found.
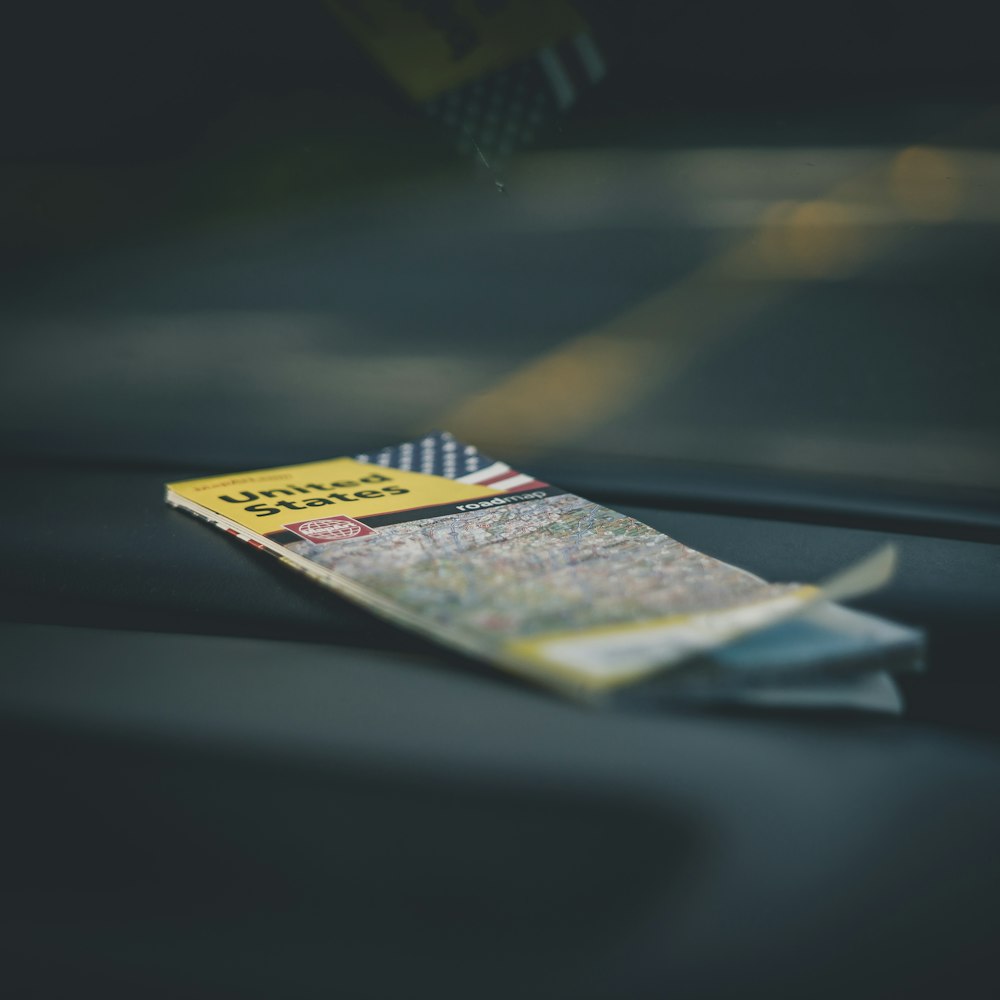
[3,1,998,505]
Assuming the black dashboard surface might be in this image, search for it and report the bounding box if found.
[2,462,1000,999]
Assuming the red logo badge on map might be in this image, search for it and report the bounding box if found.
[285,516,376,544]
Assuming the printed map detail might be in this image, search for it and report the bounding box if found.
[286,493,794,647]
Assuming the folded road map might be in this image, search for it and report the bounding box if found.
[166,432,922,707]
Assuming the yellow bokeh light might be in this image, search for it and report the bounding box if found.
[890,145,961,222]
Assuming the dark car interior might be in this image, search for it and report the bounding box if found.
[2,3,999,997]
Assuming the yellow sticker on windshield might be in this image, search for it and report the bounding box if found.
[328,0,588,102]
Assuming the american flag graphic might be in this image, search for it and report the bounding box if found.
[356,431,548,492]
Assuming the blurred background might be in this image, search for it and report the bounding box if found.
[3,9,1000,997]
[2,0,999,507]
